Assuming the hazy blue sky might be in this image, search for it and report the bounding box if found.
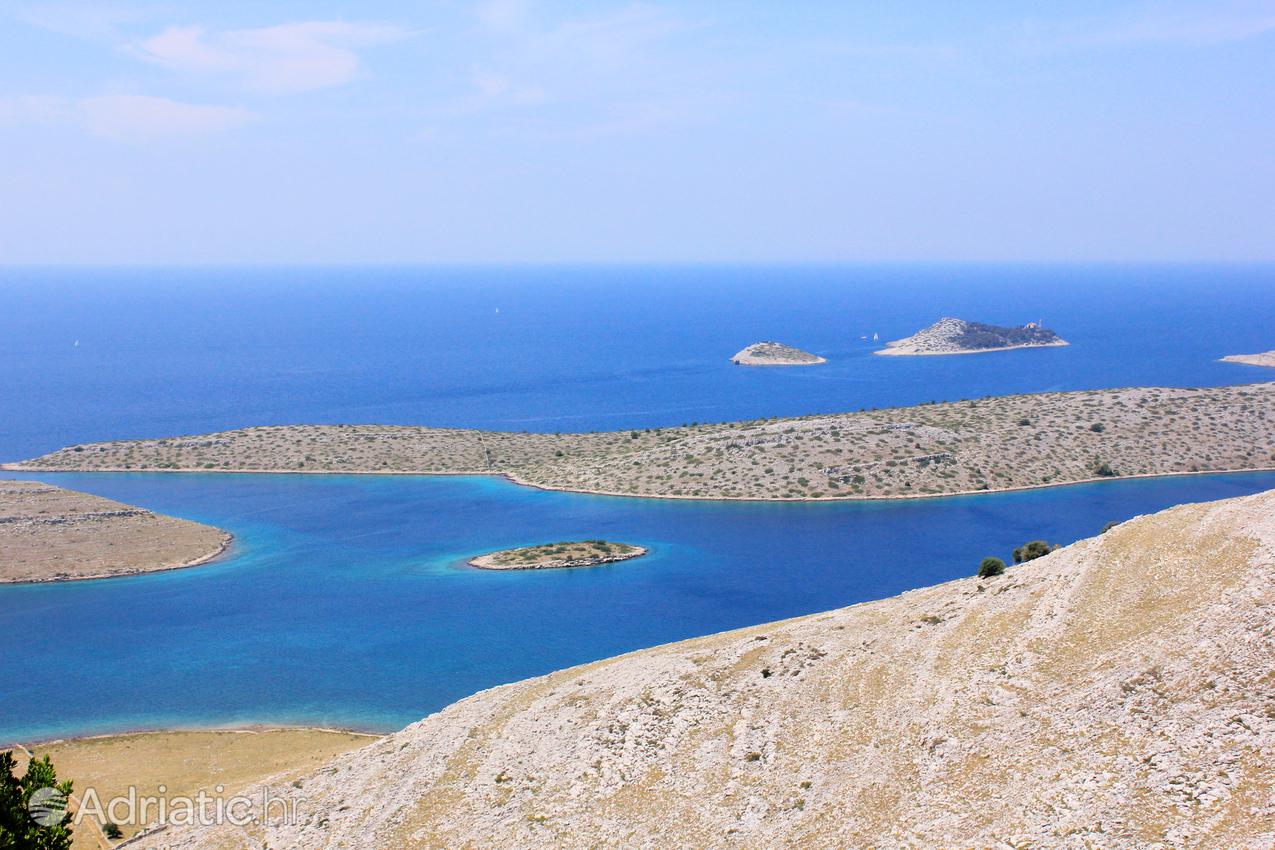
[2,1,1273,263]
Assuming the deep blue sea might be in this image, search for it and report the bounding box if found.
[1,265,1273,741]
[3,264,1274,461]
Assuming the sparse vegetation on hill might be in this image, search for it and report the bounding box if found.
[8,383,1275,502]
[977,556,1006,577]
[1012,540,1057,563]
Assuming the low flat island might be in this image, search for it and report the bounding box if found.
[470,540,646,570]
[731,341,826,366]
[0,479,231,583]
[1221,350,1275,368]
[9,383,1274,501]
[877,317,1067,356]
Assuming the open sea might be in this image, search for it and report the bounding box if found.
[1,264,1273,741]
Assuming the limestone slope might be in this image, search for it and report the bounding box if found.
[166,490,1275,849]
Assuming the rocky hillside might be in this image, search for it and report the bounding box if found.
[165,490,1275,850]
[878,316,1066,355]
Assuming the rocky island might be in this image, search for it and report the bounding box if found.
[0,480,231,583]
[470,540,646,570]
[876,317,1067,356]
[1221,350,1275,368]
[730,341,826,366]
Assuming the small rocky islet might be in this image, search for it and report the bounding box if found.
[730,341,826,366]
[469,539,647,570]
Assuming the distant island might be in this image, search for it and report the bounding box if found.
[470,540,646,570]
[731,341,826,366]
[876,317,1067,356]
[0,480,230,583]
[1221,350,1275,368]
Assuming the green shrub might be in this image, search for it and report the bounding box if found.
[1090,422,1105,433]
[1013,540,1056,563]
[978,557,1006,577]
[103,822,123,839]
[1094,462,1116,477]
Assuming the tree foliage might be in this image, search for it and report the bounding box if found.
[978,556,1006,578]
[0,750,74,850]
[1012,540,1057,564]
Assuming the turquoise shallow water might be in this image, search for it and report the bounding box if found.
[3,468,1274,742]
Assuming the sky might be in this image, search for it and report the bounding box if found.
[1,1,1273,264]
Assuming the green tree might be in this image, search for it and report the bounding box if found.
[1012,540,1056,564]
[0,750,74,850]
[978,557,1006,577]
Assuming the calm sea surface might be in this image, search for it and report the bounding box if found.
[1,265,1272,740]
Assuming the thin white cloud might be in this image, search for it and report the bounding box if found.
[470,68,546,105]
[476,0,531,32]
[15,2,158,41]
[0,93,255,140]
[1021,3,1275,50]
[0,94,73,124]
[515,97,710,142]
[1092,8,1275,45]
[80,94,254,139]
[131,21,412,93]
[448,3,706,134]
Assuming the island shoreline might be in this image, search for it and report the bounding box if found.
[0,531,234,586]
[6,381,1272,503]
[468,543,648,570]
[1220,352,1275,368]
[5,463,1275,504]
[10,722,382,750]
[875,340,1070,356]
